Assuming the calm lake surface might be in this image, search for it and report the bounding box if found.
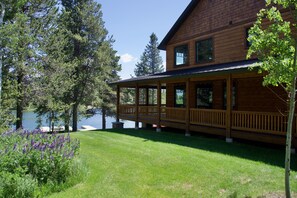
[21,111,135,131]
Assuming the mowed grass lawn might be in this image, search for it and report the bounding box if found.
[49,129,297,198]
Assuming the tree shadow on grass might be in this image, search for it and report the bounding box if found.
[103,128,297,171]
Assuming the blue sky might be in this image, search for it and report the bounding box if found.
[98,0,191,79]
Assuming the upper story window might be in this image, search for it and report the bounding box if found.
[196,38,213,63]
[174,45,188,66]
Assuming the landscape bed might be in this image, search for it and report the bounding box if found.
[49,129,297,198]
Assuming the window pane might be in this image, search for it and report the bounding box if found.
[196,39,213,63]
[175,45,188,66]
[174,86,186,107]
[197,84,213,108]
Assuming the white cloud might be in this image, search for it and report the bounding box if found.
[120,53,137,63]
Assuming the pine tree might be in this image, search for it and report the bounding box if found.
[134,33,164,77]
[134,33,164,104]
[0,0,28,130]
[33,16,75,132]
[61,0,121,131]
[3,0,59,129]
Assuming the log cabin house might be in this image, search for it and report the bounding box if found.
[112,0,297,149]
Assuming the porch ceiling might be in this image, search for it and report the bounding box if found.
[112,59,259,86]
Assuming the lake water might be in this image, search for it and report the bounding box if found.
[21,111,135,131]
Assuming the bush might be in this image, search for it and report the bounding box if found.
[0,129,80,196]
[0,171,37,198]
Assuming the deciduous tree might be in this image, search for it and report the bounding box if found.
[247,1,297,196]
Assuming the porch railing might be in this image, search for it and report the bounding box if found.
[138,106,158,121]
[190,109,226,128]
[119,105,136,115]
[118,105,291,135]
[232,111,287,135]
[138,106,158,115]
[161,107,186,123]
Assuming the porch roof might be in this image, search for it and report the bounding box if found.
[112,59,259,85]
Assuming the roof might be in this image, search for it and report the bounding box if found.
[158,0,200,50]
[112,59,258,85]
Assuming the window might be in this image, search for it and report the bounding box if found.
[197,83,213,108]
[175,45,188,66]
[223,83,237,109]
[174,86,186,107]
[196,38,213,63]
[246,27,252,48]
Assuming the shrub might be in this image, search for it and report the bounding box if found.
[0,171,37,198]
[0,129,80,192]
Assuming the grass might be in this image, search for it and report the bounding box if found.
[48,129,297,198]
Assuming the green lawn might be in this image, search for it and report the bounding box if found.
[49,129,297,198]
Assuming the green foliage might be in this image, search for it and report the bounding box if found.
[134,33,164,77]
[247,6,295,87]
[0,131,80,197]
[60,0,121,130]
[0,171,37,198]
[247,1,297,197]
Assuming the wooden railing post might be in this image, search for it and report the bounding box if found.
[226,74,233,143]
[186,79,191,136]
[135,84,139,129]
[157,81,161,132]
[116,85,120,122]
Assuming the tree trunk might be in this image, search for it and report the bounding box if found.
[285,82,295,198]
[64,109,70,132]
[16,100,23,129]
[102,108,106,130]
[0,3,4,100]
[16,73,24,130]
[51,111,55,133]
[72,103,78,131]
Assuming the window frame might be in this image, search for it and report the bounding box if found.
[196,83,213,109]
[174,44,189,67]
[174,85,186,108]
[195,38,214,64]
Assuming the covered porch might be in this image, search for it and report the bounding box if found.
[114,60,297,147]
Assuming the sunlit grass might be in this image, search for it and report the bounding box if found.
[48,129,297,197]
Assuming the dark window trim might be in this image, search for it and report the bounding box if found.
[174,44,189,67]
[195,37,214,64]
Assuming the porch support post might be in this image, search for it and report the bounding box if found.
[185,78,191,136]
[226,74,233,143]
[135,84,139,129]
[157,81,161,132]
[116,85,120,122]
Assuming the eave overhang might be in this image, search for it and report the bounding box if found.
[111,60,259,86]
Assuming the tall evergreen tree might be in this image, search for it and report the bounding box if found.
[134,33,164,104]
[0,0,28,130]
[61,0,121,131]
[33,15,75,132]
[134,33,164,77]
[6,0,58,129]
